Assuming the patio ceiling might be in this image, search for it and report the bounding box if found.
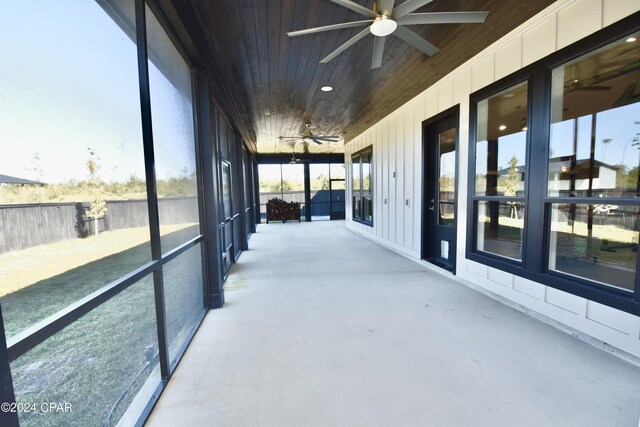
[166,0,555,153]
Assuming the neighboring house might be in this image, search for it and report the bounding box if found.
[548,157,617,194]
[0,174,45,187]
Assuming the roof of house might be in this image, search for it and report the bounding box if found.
[0,174,45,186]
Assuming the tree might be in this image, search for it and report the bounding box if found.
[504,156,521,219]
[86,148,107,236]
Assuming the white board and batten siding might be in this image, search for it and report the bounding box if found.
[345,0,640,359]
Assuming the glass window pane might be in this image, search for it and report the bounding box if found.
[362,152,372,192]
[146,6,200,252]
[549,203,638,292]
[477,200,525,260]
[310,164,330,191]
[475,82,528,196]
[310,164,330,220]
[258,164,275,221]
[330,163,346,180]
[222,223,232,271]
[163,244,205,367]
[352,156,361,193]
[363,196,373,222]
[439,128,456,226]
[11,275,160,427]
[332,180,346,191]
[548,33,640,198]
[281,164,304,205]
[221,161,232,219]
[362,151,372,222]
[352,155,361,219]
[0,0,150,341]
[243,150,251,209]
[258,164,282,209]
[352,197,361,219]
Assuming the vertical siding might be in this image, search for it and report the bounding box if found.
[403,102,414,248]
[345,0,640,358]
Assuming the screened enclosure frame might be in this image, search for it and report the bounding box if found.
[0,0,246,424]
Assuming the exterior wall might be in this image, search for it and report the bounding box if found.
[345,0,640,358]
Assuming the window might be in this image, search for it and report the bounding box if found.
[352,148,373,225]
[146,5,200,254]
[0,2,160,425]
[468,17,640,315]
[310,164,331,220]
[473,82,528,261]
[546,32,639,294]
[0,2,208,425]
[257,164,304,221]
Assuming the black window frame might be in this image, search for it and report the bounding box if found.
[467,12,640,316]
[351,147,373,226]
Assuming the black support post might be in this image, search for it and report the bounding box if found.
[196,75,224,309]
[304,163,311,222]
[135,0,170,380]
[0,305,18,427]
[236,137,248,251]
[254,161,261,225]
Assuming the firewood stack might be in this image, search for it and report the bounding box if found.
[266,198,301,223]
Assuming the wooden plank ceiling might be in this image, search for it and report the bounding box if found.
[187,0,555,154]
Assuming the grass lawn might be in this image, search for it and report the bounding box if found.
[1,224,205,427]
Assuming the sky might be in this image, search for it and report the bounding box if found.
[0,1,195,184]
[475,101,640,177]
[550,103,640,169]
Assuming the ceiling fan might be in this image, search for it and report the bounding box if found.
[566,65,612,92]
[287,0,489,69]
[278,122,340,145]
[566,79,612,92]
[289,152,302,164]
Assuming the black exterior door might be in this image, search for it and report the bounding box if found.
[423,109,458,272]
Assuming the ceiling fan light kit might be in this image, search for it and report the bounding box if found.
[370,15,397,37]
[288,0,489,70]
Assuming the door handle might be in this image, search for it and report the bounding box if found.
[428,198,435,211]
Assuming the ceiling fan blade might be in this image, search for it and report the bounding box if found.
[397,11,489,25]
[575,85,612,91]
[372,35,386,69]
[314,136,340,141]
[394,25,439,56]
[287,20,373,37]
[330,0,379,18]
[378,0,396,16]
[311,138,324,145]
[392,0,434,19]
[320,27,371,64]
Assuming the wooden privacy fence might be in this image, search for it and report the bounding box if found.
[0,197,198,254]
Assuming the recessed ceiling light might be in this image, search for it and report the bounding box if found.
[626,37,637,43]
[499,125,507,131]
[321,86,333,92]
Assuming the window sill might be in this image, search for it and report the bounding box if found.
[352,217,373,227]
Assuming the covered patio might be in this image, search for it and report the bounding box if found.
[148,221,640,426]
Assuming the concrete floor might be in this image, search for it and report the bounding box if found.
[147,221,640,427]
